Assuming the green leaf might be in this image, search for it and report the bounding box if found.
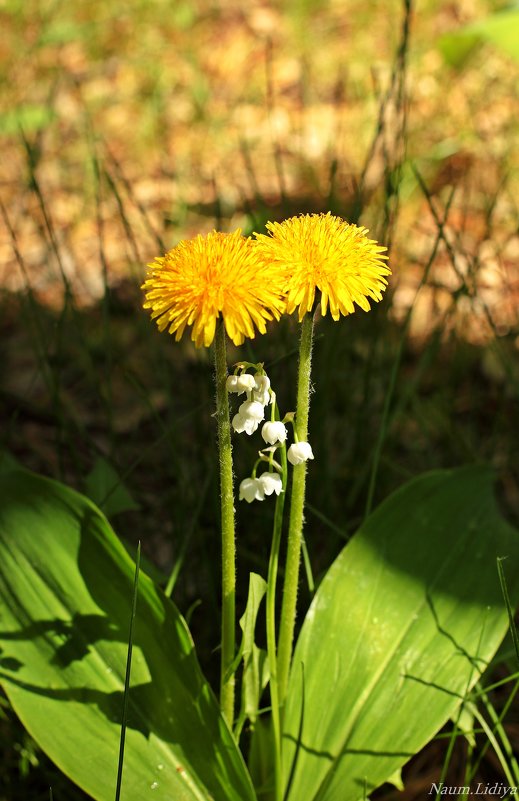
[0,469,256,801]
[385,767,404,791]
[239,573,269,725]
[438,28,481,68]
[439,9,519,67]
[248,714,276,801]
[282,467,519,801]
[0,450,22,476]
[84,457,140,518]
[240,574,267,661]
[232,575,272,795]
[0,105,55,136]
[455,702,476,748]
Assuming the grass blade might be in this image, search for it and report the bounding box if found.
[498,556,519,666]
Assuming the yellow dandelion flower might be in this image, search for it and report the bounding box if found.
[142,230,286,348]
[255,212,390,321]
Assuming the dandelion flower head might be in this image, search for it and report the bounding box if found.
[142,230,286,348]
[255,212,390,321]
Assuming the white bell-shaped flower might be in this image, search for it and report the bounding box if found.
[238,400,265,422]
[239,477,265,503]
[232,413,260,436]
[261,421,287,445]
[226,373,256,395]
[226,375,240,393]
[253,374,271,406]
[232,401,264,435]
[258,472,283,496]
[287,441,314,465]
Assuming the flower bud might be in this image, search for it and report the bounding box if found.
[261,421,287,445]
[287,441,314,465]
[258,472,283,496]
[239,477,265,503]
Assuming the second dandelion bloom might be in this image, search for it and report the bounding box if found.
[255,212,390,321]
[142,230,286,348]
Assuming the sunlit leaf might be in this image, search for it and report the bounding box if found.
[439,9,519,66]
[282,467,519,801]
[0,469,256,801]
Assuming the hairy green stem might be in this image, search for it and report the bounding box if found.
[215,320,236,727]
[277,312,314,704]
[266,443,288,801]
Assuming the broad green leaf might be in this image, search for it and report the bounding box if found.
[84,456,140,518]
[0,469,256,801]
[282,467,519,801]
[439,9,519,66]
[478,9,519,62]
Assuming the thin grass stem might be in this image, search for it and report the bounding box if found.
[466,678,519,787]
[498,557,519,665]
[471,705,516,788]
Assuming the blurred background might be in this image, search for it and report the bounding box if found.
[0,0,518,798]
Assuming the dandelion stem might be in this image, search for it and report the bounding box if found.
[215,320,236,727]
[278,312,314,704]
[266,438,288,801]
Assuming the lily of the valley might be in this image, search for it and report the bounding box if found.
[239,477,265,503]
[232,399,265,435]
[226,373,256,395]
[253,373,271,406]
[259,472,283,496]
[287,441,314,465]
[261,421,287,445]
[239,472,283,502]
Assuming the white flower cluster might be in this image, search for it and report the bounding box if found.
[228,367,314,503]
[239,473,283,503]
[227,373,271,436]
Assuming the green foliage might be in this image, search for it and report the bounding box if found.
[0,105,55,136]
[0,469,256,801]
[281,467,519,801]
[84,456,140,518]
[0,450,23,475]
[234,573,269,736]
[38,19,95,46]
[0,464,517,799]
[440,8,519,67]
